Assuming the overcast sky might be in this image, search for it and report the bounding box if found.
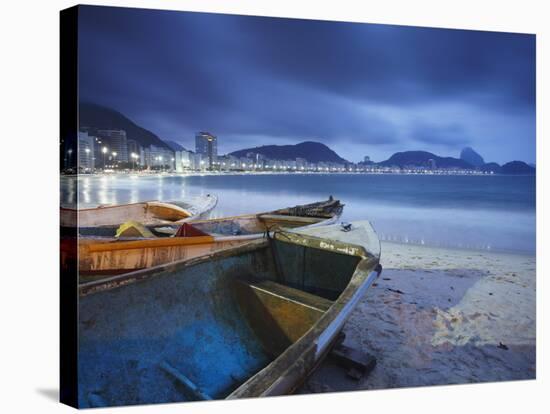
[78,6,535,164]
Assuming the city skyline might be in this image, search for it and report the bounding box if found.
[78,6,535,164]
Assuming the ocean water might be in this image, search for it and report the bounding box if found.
[61,173,536,254]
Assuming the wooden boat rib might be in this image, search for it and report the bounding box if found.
[76,198,344,279]
[77,221,381,407]
[60,194,218,228]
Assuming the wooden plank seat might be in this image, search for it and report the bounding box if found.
[234,279,333,356]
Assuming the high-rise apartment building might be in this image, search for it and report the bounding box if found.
[194,132,217,169]
[78,131,95,171]
[97,129,129,163]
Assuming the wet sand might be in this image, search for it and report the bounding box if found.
[299,241,536,394]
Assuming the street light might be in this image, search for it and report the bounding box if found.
[85,148,90,171]
[102,146,108,169]
[131,152,138,170]
[112,151,117,168]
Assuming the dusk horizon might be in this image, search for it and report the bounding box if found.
[79,100,533,166]
[78,6,536,164]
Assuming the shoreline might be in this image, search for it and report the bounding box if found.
[299,240,536,393]
[61,170,534,178]
[380,240,535,260]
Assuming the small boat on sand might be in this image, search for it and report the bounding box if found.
[60,194,217,228]
[78,221,381,407]
[76,198,344,279]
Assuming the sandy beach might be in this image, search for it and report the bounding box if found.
[299,241,536,394]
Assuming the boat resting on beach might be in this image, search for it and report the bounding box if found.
[78,220,381,407]
[76,198,344,279]
[60,194,217,228]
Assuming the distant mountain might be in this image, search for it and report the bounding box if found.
[79,102,172,150]
[229,141,349,164]
[480,161,535,175]
[460,147,485,167]
[480,162,502,174]
[378,151,473,169]
[164,140,187,152]
[501,161,536,175]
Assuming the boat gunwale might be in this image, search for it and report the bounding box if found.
[84,235,217,252]
[62,200,183,213]
[80,233,264,253]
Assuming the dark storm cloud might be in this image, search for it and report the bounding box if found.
[78,6,536,163]
[411,123,471,148]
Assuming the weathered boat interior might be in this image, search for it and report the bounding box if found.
[75,213,323,238]
[175,212,327,236]
[271,197,344,219]
[78,224,379,407]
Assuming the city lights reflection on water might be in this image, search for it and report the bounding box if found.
[60,173,535,254]
[67,175,193,208]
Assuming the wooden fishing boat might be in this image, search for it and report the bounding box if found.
[76,198,344,280]
[60,194,217,228]
[78,221,382,407]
